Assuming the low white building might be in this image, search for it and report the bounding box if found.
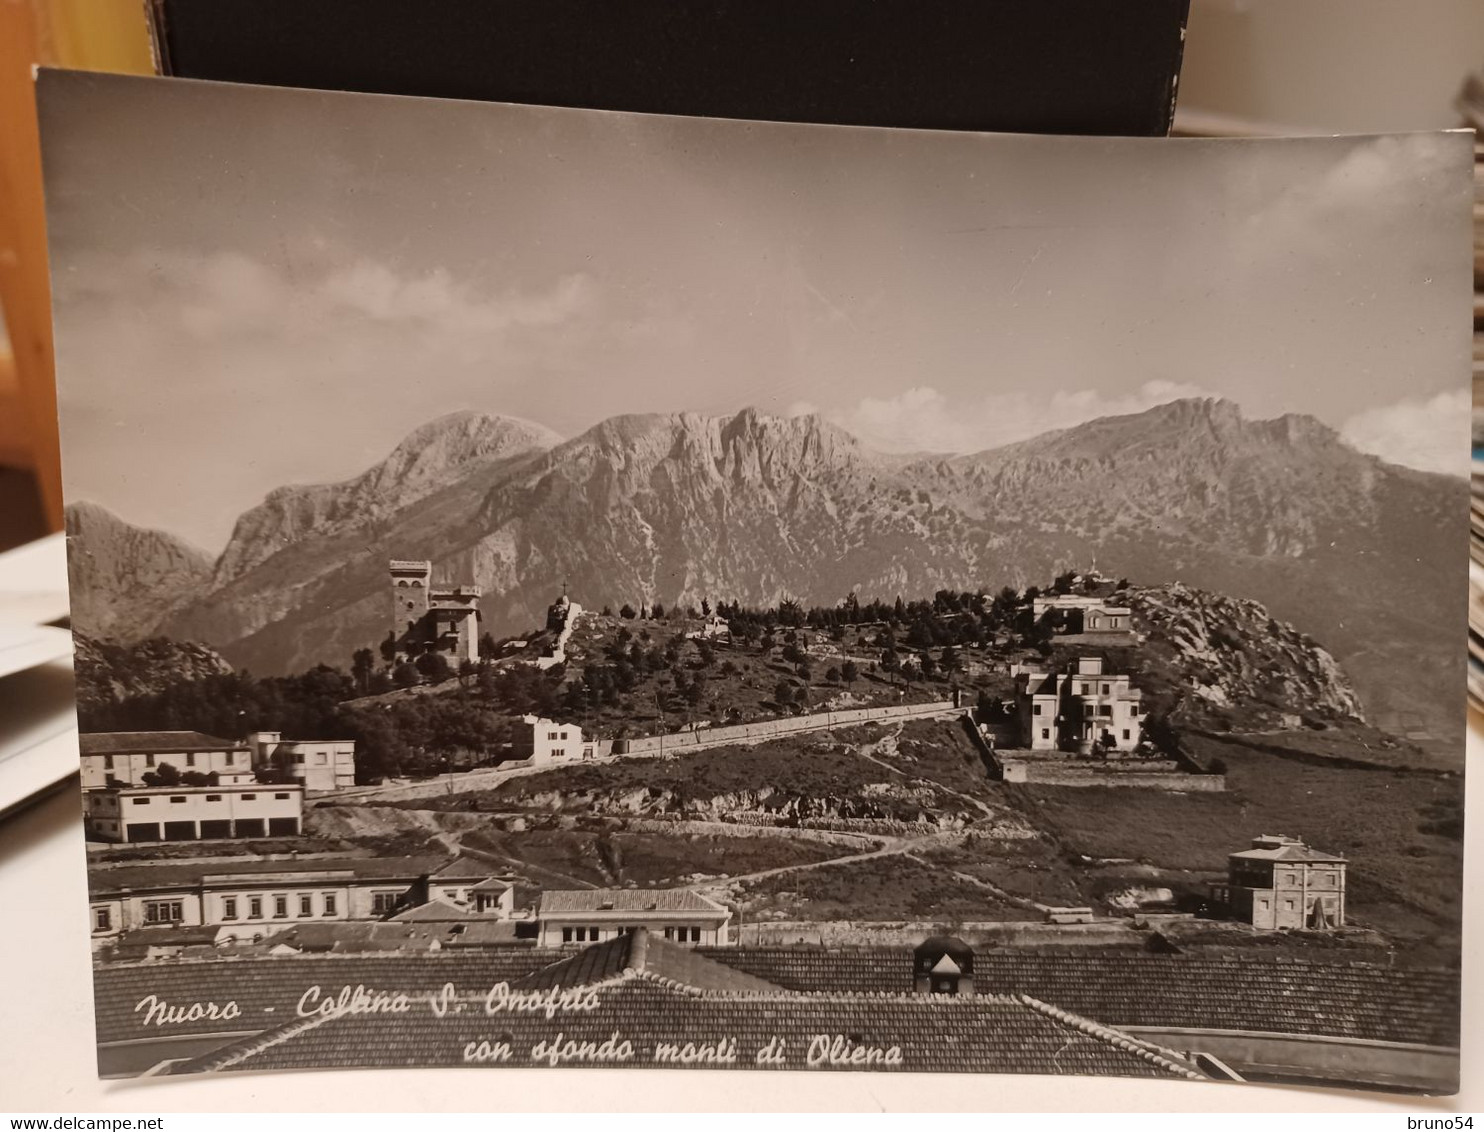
[246,731,357,791]
[87,854,504,941]
[79,731,254,792]
[85,783,303,843]
[537,888,732,947]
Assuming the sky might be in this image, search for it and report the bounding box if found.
[38,72,1475,553]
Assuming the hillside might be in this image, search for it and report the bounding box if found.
[67,399,1465,748]
[74,632,232,715]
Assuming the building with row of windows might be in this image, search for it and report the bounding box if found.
[85,782,303,843]
[80,730,357,795]
[536,888,731,947]
[88,855,507,942]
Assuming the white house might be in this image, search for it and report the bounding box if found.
[513,715,599,766]
[246,731,357,791]
[537,888,732,947]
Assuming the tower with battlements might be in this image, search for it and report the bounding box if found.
[389,559,481,666]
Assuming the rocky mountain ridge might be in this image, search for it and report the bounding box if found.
[66,398,1466,746]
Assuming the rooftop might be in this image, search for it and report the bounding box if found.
[176,933,1205,1080]
[80,731,246,755]
[88,854,468,896]
[1230,836,1346,864]
[89,945,1460,1057]
[537,888,728,916]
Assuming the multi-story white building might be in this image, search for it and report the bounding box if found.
[79,731,254,792]
[85,783,303,843]
[87,855,505,942]
[537,889,732,947]
[246,731,357,792]
[1013,656,1143,753]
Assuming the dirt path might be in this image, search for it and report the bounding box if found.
[688,826,969,891]
[852,725,998,820]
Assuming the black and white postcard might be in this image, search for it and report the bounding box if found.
[39,70,1471,1092]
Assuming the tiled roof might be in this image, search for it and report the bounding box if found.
[180,976,1203,1079]
[88,855,448,896]
[387,900,512,924]
[92,950,561,1043]
[429,856,500,880]
[469,877,514,894]
[1229,845,1346,863]
[701,949,1460,1048]
[80,731,245,754]
[538,889,727,915]
[516,930,781,995]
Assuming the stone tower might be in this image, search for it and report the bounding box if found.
[390,560,432,639]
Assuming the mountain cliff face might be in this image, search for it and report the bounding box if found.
[64,501,214,641]
[213,411,559,582]
[69,399,1465,748]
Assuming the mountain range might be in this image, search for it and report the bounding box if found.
[64,398,1467,748]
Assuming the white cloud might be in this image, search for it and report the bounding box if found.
[829,380,1214,455]
[1340,389,1470,477]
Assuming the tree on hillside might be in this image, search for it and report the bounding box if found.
[415,653,453,684]
[652,602,667,619]
[880,646,900,679]
[620,603,637,620]
[697,641,716,668]
[379,633,398,665]
[940,646,960,675]
[352,648,376,695]
[479,632,498,659]
[393,661,420,689]
[778,597,804,627]
[841,660,859,685]
[774,680,795,706]
[701,598,712,617]
[458,659,479,687]
[825,666,840,683]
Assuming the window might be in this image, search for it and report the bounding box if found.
[561,731,569,740]
[205,794,222,802]
[146,754,155,767]
[131,797,150,805]
[274,895,288,918]
[1040,729,1050,740]
[315,753,328,765]
[1122,730,1130,740]
[300,894,313,916]
[186,753,196,767]
[1130,705,1139,717]
[294,754,305,765]
[93,907,111,932]
[372,892,399,915]
[144,900,184,925]
[1284,900,1295,911]
[170,796,187,804]
[1032,704,1042,715]
[222,897,238,920]
[104,755,113,770]
[323,893,337,916]
[274,792,291,800]
[562,927,573,943]
[249,896,262,919]
[240,793,256,801]
[548,731,560,741]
